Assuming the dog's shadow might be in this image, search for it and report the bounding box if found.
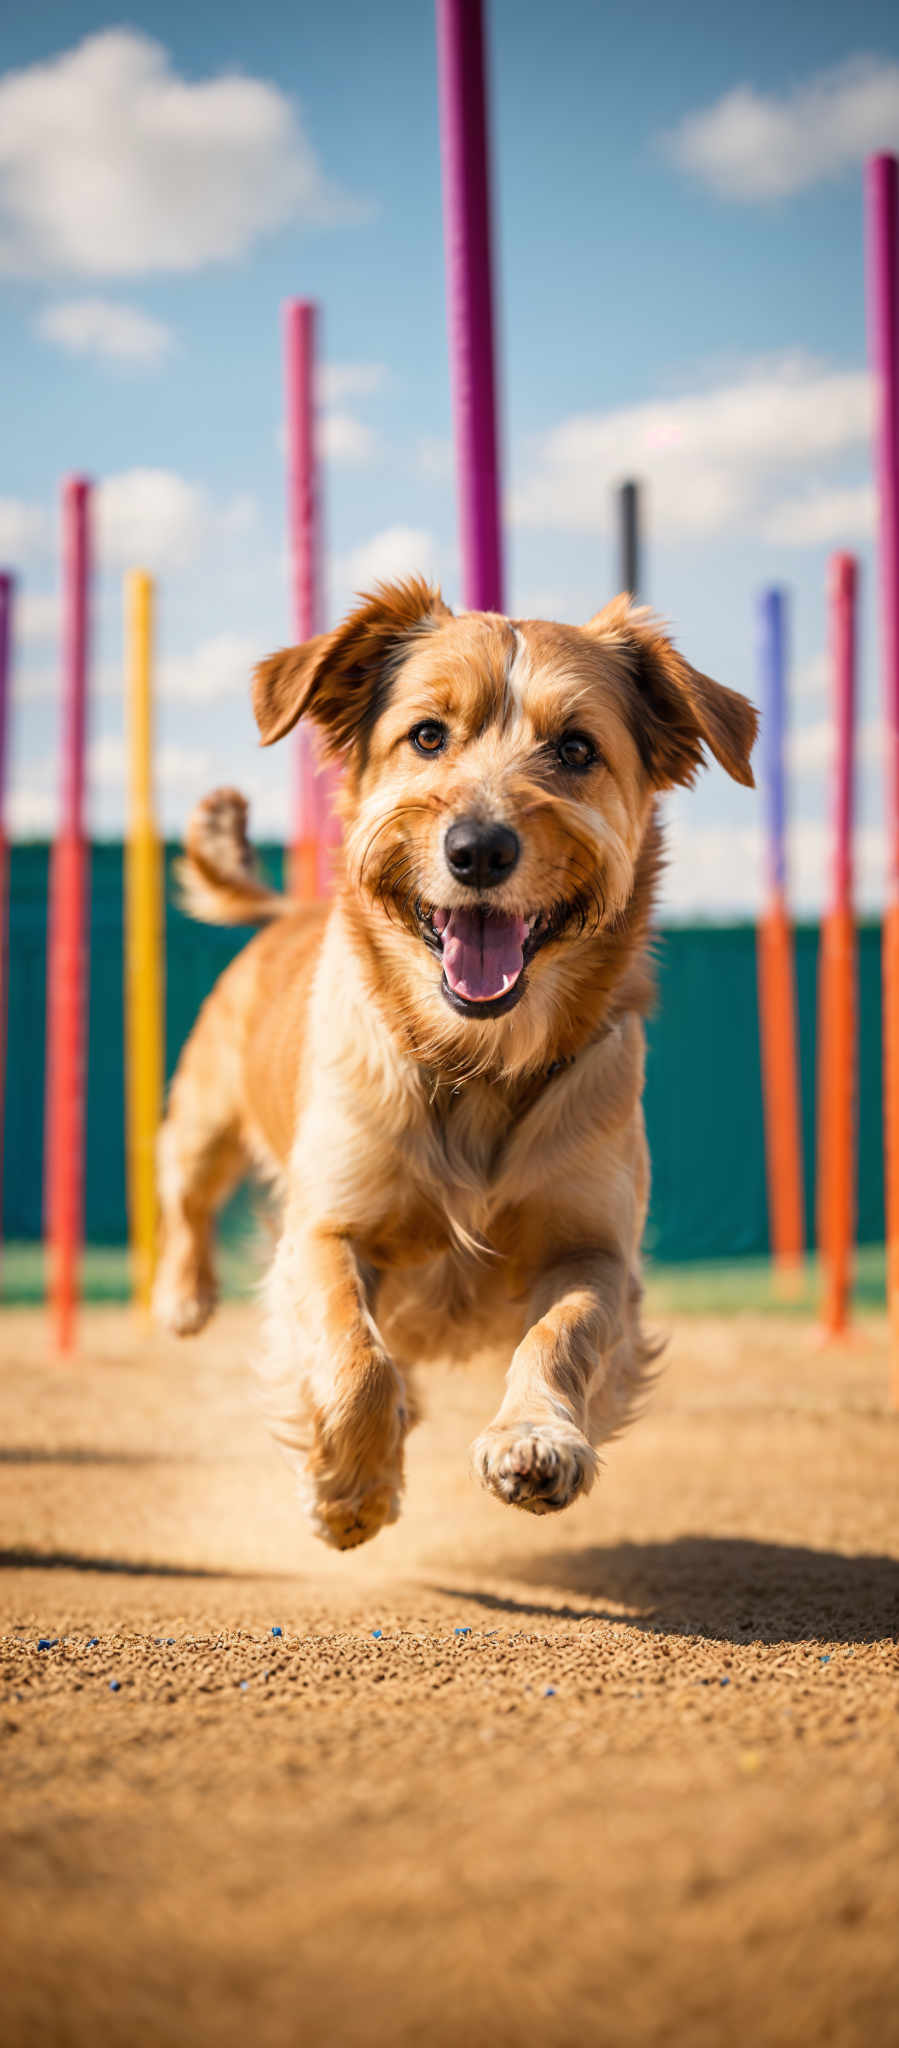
[436,1534,899,1646]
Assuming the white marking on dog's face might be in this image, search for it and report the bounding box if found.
[504,628,532,725]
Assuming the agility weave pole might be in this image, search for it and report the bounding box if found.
[436,0,504,613]
[867,152,899,1405]
[284,298,337,897]
[618,480,642,599]
[0,572,11,1274]
[756,587,805,1288]
[124,571,163,1313]
[44,477,91,1352]
[816,555,858,1337]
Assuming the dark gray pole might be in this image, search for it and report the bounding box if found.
[618,479,641,597]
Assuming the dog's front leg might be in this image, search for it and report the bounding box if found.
[473,1252,627,1516]
[261,1214,408,1551]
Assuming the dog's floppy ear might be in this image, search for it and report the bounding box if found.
[253,577,451,755]
[584,594,757,789]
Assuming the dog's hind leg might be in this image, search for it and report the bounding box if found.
[152,997,249,1337]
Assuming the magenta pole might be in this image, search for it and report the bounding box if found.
[45,477,92,1349]
[284,299,336,896]
[0,573,11,1272]
[0,574,11,823]
[866,152,899,1398]
[829,555,858,909]
[868,155,899,889]
[436,0,504,613]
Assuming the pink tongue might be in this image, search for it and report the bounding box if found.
[441,907,527,1002]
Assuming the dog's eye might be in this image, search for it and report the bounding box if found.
[556,732,597,772]
[409,721,447,756]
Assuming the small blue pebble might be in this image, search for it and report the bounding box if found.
[820,1654,831,1664]
[166,1638,175,1646]
[271,1626,283,1638]
[240,1681,250,1692]
[371,1629,383,1640]
[454,1627,471,1637]
[37,1638,58,1651]
[87,1637,99,1647]
[544,1687,556,1698]
[720,1677,731,1687]
[109,1680,121,1693]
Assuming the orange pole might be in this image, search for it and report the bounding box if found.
[757,900,805,1283]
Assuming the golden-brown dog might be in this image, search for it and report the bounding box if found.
[153,580,756,1549]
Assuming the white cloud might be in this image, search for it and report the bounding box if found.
[320,411,378,465]
[88,733,216,798]
[788,717,885,778]
[13,590,58,642]
[0,498,47,558]
[96,469,256,570]
[794,650,828,703]
[37,296,174,366]
[7,786,56,836]
[338,525,439,592]
[509,354,872,542]
[320,362,386,405]
[762,483,875,548]
[158,631,258,704]
[0,28,363,278]
[661,809,889,918]
[664,55,899,201]
[416,435,454,483]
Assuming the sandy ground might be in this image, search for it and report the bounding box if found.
[1,1299,897,2048]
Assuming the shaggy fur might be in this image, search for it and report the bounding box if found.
[154,583,757,1548]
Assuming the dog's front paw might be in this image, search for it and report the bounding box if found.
[151,1266,216,1337]
[472,1421,598,1515]
[310,1483,402,1552]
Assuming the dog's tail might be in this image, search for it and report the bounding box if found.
[174,788,291,926]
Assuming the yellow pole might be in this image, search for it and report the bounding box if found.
[125,571,163,1312]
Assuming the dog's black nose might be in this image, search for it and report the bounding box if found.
[444,818,520,890]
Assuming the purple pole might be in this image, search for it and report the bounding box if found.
[758,588,788,899]
[436,0,504,613]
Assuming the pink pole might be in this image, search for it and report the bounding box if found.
[284,299,338,896]
[45,477,91,1351]
[0,572,11,1273]
[866,152,899,1400]
[436,0,504,613]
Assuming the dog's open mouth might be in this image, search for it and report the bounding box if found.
[421,905,544,1018]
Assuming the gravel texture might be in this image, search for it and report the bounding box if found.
[1,1302,897,2047]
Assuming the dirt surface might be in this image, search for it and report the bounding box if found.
[1,1300,897,2048]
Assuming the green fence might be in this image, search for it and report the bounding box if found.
[4,843,886,1262]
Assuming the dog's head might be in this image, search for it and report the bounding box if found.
[254,581,756,1059]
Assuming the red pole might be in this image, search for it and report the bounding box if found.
[816,555,858,1335]
[0,572,11,1277]
[44,478,91,1353]
[866,154,899,1404]
[284,300,338,897]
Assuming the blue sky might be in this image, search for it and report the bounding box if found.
[3,0,899,913]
